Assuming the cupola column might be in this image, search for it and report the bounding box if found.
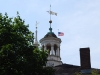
[58,47,60,57]
[55,48,57,56]
[56,47,59,56]
[44,44,46,50]
[57,44,60,56]
[51,44,55,55]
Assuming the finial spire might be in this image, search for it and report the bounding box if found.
[49,4,52,28]
[50,5,51,20]
[34,21,39,46]
[47,5,57,32]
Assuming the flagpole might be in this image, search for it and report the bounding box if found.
[58,29,59,36]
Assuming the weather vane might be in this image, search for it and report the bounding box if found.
[47,5,57,28]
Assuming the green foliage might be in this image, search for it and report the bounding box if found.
[75,72,81,75]
[75,70,100,75]
[91,70,100,75]
[0,12,55,75]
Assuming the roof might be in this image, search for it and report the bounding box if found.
[44,32,57,38]
[54,64,80,74]
[55,64,80,68]
[54,64,100,75]
[44,27,57,38]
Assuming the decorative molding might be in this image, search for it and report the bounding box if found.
[40,37,61,43]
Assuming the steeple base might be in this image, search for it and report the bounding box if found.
[46,55,62,67]
[46,60,62,67]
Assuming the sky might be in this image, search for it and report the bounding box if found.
[0,0,100,69]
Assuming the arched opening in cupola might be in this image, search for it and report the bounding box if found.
[46,43,51,55]
[54,44,57,55]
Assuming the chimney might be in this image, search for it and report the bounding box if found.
[80,47,91,74]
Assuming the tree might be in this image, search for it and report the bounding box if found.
[0,12,55,75]
[75,70,100,75]
[91,70,100,75]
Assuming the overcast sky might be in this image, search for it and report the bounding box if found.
[0,0,100,69]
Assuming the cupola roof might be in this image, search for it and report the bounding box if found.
[44,27,57,38]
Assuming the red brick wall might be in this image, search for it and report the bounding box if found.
[80,48,91,70]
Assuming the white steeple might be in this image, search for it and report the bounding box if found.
[34,21,39,46]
